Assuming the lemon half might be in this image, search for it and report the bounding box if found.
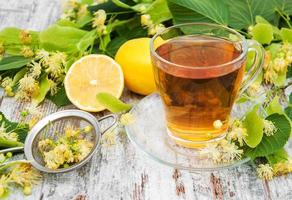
[64,54,124,112]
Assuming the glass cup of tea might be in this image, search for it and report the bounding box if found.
[150,23,264,148]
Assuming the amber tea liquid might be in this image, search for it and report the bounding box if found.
[152,36,245,146]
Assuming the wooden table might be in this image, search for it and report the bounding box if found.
[0,1,291,199]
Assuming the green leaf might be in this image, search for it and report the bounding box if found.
[96,92,132,113]
[245,114,291,159]
[265,95,284,115]
[0,27,39,55]
[243,105,264,148]
[274,70,287,87]
[251,23,274,44]
[0,112,29,147]
[47,86,71,108]
[226,0,288,30]
[146,0,172,24]
[0,56,31,71]
[77,30,97,53]
[280,28,292,43]
[266,148,288,165]
[285,107,292,121]
[32,75,51,105]
[12,67,27,85]
[168,0,229,25]
[39,25,88,54]
[106,19,147,57]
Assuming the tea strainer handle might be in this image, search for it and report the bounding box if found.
[98,114,118,135]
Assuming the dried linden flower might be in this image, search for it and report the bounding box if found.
[263,120,277,136]
[257,164,273,180]
[38,126,94,169]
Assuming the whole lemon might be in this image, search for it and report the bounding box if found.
[115,38,157,95]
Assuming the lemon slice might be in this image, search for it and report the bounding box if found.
[64,54,124,112]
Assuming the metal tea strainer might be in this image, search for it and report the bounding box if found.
[0,110,117,173]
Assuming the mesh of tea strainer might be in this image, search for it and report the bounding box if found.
[24,110,116,173]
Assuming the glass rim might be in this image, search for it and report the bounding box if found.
[150,22,248,70]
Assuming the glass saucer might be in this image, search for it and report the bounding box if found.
[125,93,250,172]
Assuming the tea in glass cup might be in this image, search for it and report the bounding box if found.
[150,23,264,148]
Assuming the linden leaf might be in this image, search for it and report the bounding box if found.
[96,92,132,113]
[32,75,51,105]
[266,148,288,165]
[0,112,29,148]
[245,114,291,159]
[243,105,264,148]
[265,95,284,115]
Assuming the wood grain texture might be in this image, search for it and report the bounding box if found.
[0,0,291,200]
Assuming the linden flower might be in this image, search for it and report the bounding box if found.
[94,0,108,4]
[148,24,165,35]
[227,120,247,146]
[257,164,273,180]
[273,57,288,72]
[46,52,66,79]
[48,79,58,96]
[199,143,221,163]
[19,30,32,45]
[219,140,243,163]
[92,10,107,35]
[21,46,34,58]
[77,4,88,18]
[141,14,152,27]
[263,51,271,70]
[26,103,42,118]
[28,61,42,79]
[35,49,50,66]
[102,128,118,146]
[273,160,292,176]
[286,50,292,63]
[120,113,135,125]
[0,175,9,197]
[213,120,223,129]
[1,77,13,88]
[17,75,39,100]
[93,9,106,27]
[264,68,277,84]
[246,83,260,97]
[263,120,277,136]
